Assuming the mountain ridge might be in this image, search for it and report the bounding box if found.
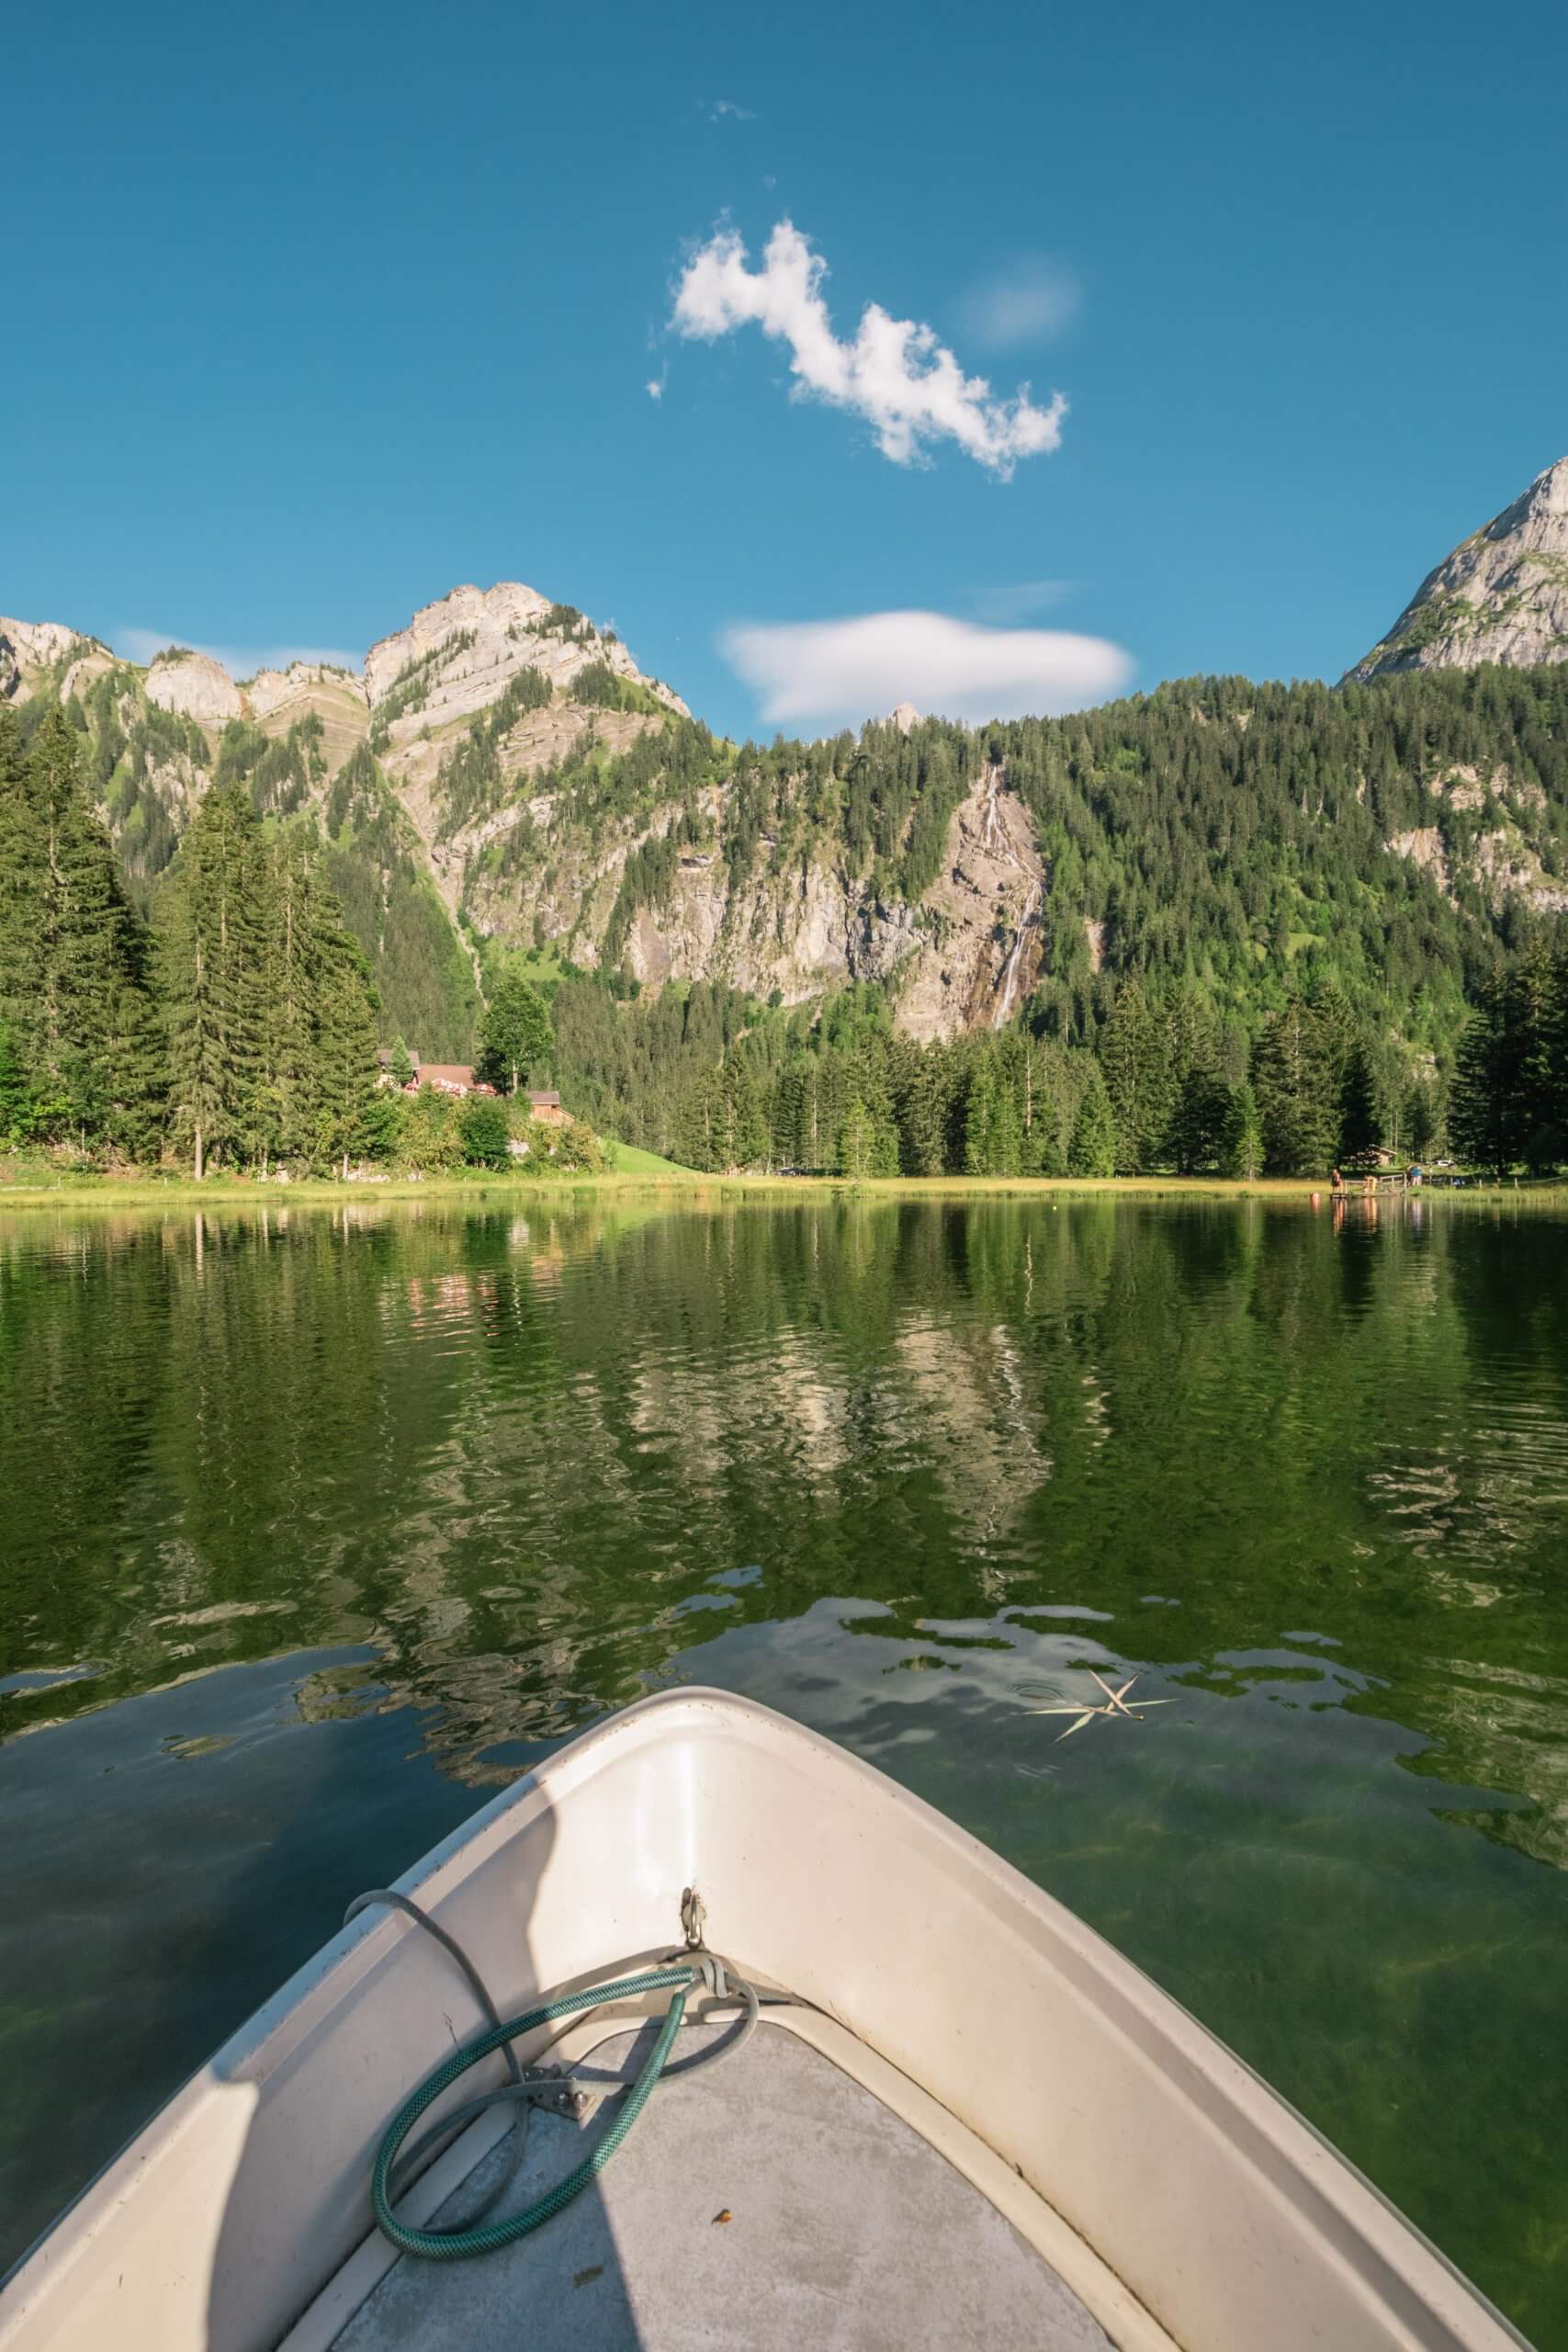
[6,477,1568,1095]
[1348,454,1568,683]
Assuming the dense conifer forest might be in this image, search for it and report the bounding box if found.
[2,658,1566,1180]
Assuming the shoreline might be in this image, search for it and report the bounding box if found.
[1,1169,1561,1213]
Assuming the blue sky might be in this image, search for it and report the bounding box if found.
[4,0,1565,739]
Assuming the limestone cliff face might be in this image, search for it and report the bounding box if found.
[12,517,1568,1056]
[1348,455,1568,681]
[144,648,243,722]
[0,617,93,703]
[364,582,688,744]
[453,759,1044,1043]
[1382,760,1568,918]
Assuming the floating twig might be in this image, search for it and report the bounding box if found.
[1028,1671,1174,1742]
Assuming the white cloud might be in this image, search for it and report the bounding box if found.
[722,610,1133,731]
[710,97,755,121]
[671,220,1066,476]
[646,366,668,401]
[115,628,361,679]
[959,256,1080,352]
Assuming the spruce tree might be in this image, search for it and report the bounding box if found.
[0,1018,31,1144]
[2,709,150,1142]
[963,1051,998,1175]
[1220,1080,1264,1178]
[311,919,381,1178]
[1100,979,1172,1172]
[1403,1080,1438,1160]
[716,1050,767,1168]
[159,783,268,1177]
[1067,1061,1116,1176]
[0,709,41,1052]
[1449,973,1517,1176]
[1250,998,1340,1175]
[257,831,323,1169]
[836,1099,875,1177]
[102,976,169,1163]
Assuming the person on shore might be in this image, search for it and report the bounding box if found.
[1330,1167,1345,1195]
[1363,1171,1376,1197]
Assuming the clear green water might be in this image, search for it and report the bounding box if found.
[2,1195,1565,2341]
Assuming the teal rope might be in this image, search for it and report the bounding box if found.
[372,1965,696,2260]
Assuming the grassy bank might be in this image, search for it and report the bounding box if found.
[3,1158,1564,1214]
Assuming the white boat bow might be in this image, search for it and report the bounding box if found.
[0,1688,1530,2351]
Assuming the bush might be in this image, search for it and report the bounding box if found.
[460,1095,512,1169]
[508,1111,604,1173]
[390,1087,463,1171]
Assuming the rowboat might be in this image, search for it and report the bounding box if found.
[0,1687,1529,2350]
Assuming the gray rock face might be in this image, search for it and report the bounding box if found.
[363,582,688,743]
[1348,455,1568,681]
[247,662,368,718]
[0,616,85,701]
[144,647,243,722]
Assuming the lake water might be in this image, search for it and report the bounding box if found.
[2,1193,1566,2342]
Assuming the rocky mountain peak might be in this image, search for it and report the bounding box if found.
[144,646,243,723]
[888,702,920,734]
[362,582,688,743]
[1348,454,1568,683]
[0,617,91,704]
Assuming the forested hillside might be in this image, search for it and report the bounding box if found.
[5,572,1568,1182]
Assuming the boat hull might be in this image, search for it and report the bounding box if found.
[0,1688,1528,2351]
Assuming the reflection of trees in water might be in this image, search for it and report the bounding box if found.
[3,1198,1567,1852]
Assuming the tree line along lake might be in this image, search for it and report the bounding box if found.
[2,1192,1566,2345]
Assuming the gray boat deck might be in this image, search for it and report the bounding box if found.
[326,2019,1114,2350]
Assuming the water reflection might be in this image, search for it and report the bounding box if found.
[2,1195,1568,2341]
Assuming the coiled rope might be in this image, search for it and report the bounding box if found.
[347,1889,760,2263]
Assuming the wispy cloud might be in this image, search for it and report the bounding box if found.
[722,610,1132,731]
[959,256,1080,352]
[115,628,361,679]
[646,366,668,401]
[709,97,755,121]
[671,220,1066,476]
[968,580,1074,624]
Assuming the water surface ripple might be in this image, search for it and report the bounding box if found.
[2,1194,1566,2341]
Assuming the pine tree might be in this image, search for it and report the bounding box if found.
[0,709,41,1051]
[1,709,151,1142]
[311,919,381,1177]
[1220,1080,1264,1178]
[159,783,268,1177]
[1509,945,1562,1170]
[836,1098,875,1177]
[1449,972,1518,1177]
[0,1017,31,1145]
[1250,998,1339,1175]
[716,1050,767,1169]
[256,831,321,1168]
[1403,1080,1438,1160]
[1100,979,1173,1172]
[102,977,168,1163]
[1337,1036,1382,1160]
[1067,1061,1116,1176]
[963,1051,998,1175]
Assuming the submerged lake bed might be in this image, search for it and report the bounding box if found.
[2,1194,1566,2344]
